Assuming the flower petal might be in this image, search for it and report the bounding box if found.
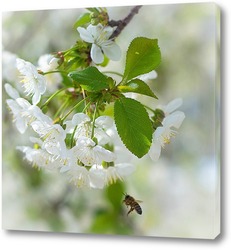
[4,83,20,99]
[95,116,113,129]
[162,111,185,129]
[149,141,162,161]
[164,98,183,114]
[32,90,41,105]
[16,98,31,109]
[102,42,121,61]
[91,44,104,64]
[105,166,123,185]
[154,126,165,140]
[102,26,116,39]
[38,54,59,71]
[77,27,94,43]
[29,136,43,146]
[72,113,90,126]
[87,24,103,38]
[94,128,111,145]
[45,136,67,157]
[76,136,95,147]
[89,165,105,189]
[68,166,91,188]
[15,116,27,134]
[60,165,71,173]
[31,120,46,135]
[6,99,21,114]
[16,58,27,74]
[93,145,116,163]
[37,75,47,94]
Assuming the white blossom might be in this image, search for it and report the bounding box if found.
[65,113,91,138]
[31,120,67,158]
[65,113,114,145]
[5,83,52,133]
[6,98,34,133]
[37,54,62,92]
[148,99,185,161]
[17,58,47,104]
[104,163,136,185]
[38,54,60,71]
[17,137,57,170]
[67,165,92,188]
[17,137,73,173]
[77,24,121,64]
[89,163,136,188]
[66,164,106,189]
[66,162,135,189]
[6,99,49,134]
[58,148,105,188]
[17,145,58,170]
[94,116,114,145]
[71,136,116,166]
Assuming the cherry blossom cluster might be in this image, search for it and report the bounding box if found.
[4,58,135,188]
[3,16,185,189]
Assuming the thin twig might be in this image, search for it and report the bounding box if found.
[109,5,142,39]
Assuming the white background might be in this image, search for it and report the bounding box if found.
[1,0,229,249]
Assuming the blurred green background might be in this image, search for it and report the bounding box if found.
[2,3,220,239]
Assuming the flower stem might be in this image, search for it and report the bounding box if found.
[70,125,78,148]
[60,97,89,122]
[54,98,70,119]
[118,77,128,86]
[41,87,68,109]
[82,101,91,113]
[91,101,99,139]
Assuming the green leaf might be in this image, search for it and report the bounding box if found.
[73,13,91,29]
[114,97,153,158]
[118,78,158,99]
[123,37,161,82]
[69,67,109,92]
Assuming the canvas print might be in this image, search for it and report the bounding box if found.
[2,3,220,239]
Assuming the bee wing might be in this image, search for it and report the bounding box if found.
[136,200,143,203]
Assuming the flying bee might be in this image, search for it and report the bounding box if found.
[123,193,142,215]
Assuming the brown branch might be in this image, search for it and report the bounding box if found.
[109,5,142,39]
